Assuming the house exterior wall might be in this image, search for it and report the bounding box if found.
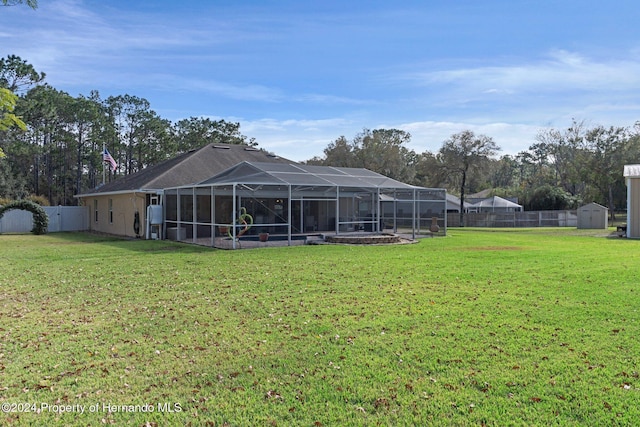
[627,177,640,238]
[81,193,147,238]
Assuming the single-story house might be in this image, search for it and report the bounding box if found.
[76,143,447,247]
[163,161,447,248]
[446,194,473,213]
[75,143,294,238]
[468,196,523,213]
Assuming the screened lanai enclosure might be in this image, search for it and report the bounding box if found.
[163,162,446,249]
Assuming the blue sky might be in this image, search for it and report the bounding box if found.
[2,0,640,161]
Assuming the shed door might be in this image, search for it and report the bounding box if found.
[579,206,604,229]
[591,208,604,228]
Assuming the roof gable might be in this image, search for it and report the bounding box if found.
[471,196,523,209]
[579,202,608,210]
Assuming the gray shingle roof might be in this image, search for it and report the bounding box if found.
[77,144,293,196]
[195,161,422,190]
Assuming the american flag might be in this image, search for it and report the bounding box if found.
[103,148,117,171]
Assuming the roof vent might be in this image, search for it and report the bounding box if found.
[213,145,231,149]
[244,147,259,152]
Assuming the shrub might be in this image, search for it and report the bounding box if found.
[26,194,50,206]
[525,185,579,210]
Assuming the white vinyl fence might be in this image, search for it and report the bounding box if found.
[0,206,89,233]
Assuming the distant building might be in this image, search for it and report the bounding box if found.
[577,203,608,229]
[468,196,523,213]
[623,164,640,238]
[446,194,472,213]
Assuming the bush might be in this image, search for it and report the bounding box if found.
[0,199,48,234]
[26,194,50,206]
[525,185,579,210]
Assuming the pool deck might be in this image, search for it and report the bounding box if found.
[185,231,425,249]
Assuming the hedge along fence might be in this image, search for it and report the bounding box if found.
[0,200,49,235]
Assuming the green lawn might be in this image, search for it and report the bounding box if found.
[0,229,638,426]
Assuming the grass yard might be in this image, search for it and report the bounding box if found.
[0,229,638,426]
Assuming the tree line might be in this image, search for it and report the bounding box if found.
[2,54,639,215]
[0,55,255,205]
[308,123,640,218]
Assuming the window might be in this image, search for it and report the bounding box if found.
[94,199,98,222]
[108,199,113,224]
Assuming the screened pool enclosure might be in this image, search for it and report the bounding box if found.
[163,162,446,249]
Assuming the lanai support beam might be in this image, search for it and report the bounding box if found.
[288,184,292,246]
[232,184,237,249]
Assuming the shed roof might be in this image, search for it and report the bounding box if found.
[196,162,421,190]
[77,144,293,197]
[579,202,608,210]
[624,164,640,178]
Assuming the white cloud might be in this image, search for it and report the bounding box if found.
[239,117,545,161]
[4,2,640,166]
[295,93,373,106]
[179,79,284,103]
[413,50,640,94]
[239,117,358,161]
[389,121,542,156]
[2,0,247,91]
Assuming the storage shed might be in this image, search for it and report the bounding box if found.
[623,164,640,238]
[577,202,608,229]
